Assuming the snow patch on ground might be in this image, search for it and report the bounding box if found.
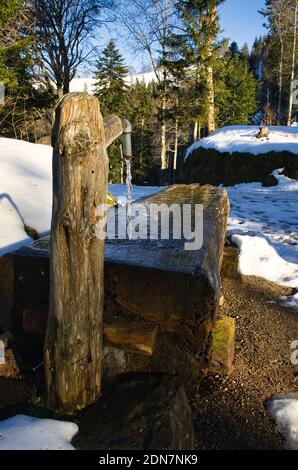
[267,397,298,450]
[227,171,298,309]
[281,291,298,310]
[186,125,298,159]
[0,415,78,450]
[231,234,298,288]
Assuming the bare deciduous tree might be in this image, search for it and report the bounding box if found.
[31,0,112,97]
[114,0,179,171]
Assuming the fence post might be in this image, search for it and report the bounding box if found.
[44,93,109,414]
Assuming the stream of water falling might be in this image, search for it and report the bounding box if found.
[125,158,133,240]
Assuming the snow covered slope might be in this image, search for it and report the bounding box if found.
[186,125,298,159]
[0,138,158,256]
[69,71,157,94]
[0,138,52,255]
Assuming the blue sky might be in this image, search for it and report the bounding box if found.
[219,0,266,48]
[87,0,267,74]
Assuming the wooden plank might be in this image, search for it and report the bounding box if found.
[103,114,123,148]
[104,320,158,356]
[44,92,109,414]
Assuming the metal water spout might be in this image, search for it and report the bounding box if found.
[121,119,132,160]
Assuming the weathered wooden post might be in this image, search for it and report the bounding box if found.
[45,93,109,413]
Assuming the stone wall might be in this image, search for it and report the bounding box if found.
[184,148,298,186]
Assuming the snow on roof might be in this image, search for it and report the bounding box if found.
[185,125,298,159]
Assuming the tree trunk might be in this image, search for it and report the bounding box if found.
[288,1,298,126]
[161,95,167,170]
[45,93,109,414]
[173,116,179,171]
[193,121,198,142]
[63,81,70,95]
[206,5,217,135]
[120,145,124,184]
[277,15,284,125]
[207,65,215,134]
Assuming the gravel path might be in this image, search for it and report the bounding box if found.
[194,276,298,450]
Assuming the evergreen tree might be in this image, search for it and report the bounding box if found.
[240,42,250,62]
[162,31,198,169]
[94,40,128,115]
[178,0,225,135]
[0,0,30,89]
[229,41,240,57]
[0,0,52,141]
[260,0,298,124]
[94,40,128,182]
[215,49,258,127]
[127,81,154,183]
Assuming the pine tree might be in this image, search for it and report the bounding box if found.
[94,40,128,182]
[229,41,240,57]
[127,81,154,183]
[162,31,198,169]
[94,40,128,115]
[215,49,258,127]
[0,0,29,89]
[0,1,52,141]
[178,0,225,135]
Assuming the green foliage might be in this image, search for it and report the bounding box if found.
[0,0,28,88]
[0,1,54,140]
[127,81,155,183]
[94,40,128,182]
[258,0,298,123]
[0,0,22,27]
[94,40,128,115]
[176,0,226,132]
[215,50,258,127]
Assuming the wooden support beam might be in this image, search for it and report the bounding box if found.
[45,92,109,414]
[23,302,157,357]
[103,114,123,148]
[104,320,158,356]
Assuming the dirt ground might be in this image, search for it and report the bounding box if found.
[194,275,298,450]
[0,275,298,449]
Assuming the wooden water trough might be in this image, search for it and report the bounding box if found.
[0,93,229,414]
